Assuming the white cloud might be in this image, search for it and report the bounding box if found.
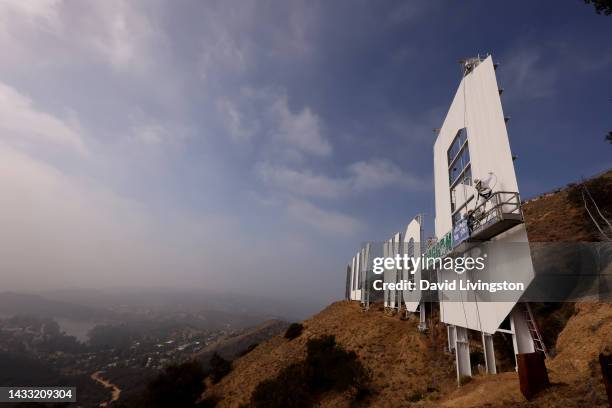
[256,162,347,198]
[256,158,425,199]
[269,1,317,59]
[132,123,166,145]
[287,199,363,236]
[129,110,191,147]
[199,22,250,82]
[85,0,160,71]
[196,1,316,83]
[271,93,331,157]
[501,48,557,100]
[217,88,331,158]
[0,0,163,73]
[0,0,60,23]
[348,158,425,191]
[216,98,254,143]
[0,82,86,155]
[0,142,272,291]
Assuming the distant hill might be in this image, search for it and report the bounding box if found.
[0,291,111,321]
[0,352,63,386]
[89,320,288,407]
[202,170,612,407]
[195,319,289,368]
[0,352,108,407]
[40,288,319,323]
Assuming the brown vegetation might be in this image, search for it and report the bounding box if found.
[203,302,455,407]
[202,170,612,407]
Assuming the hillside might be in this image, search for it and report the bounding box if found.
[195,319,289,368]
[203,302,455,407]
[436,301,611,408]
[204,301,610,407]
[202,170,612,407]
[523,170,612,242]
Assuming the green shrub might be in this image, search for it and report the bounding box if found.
[209,353,232,384]
[354,383,372,401]
[251,362,312,408]
[143,360,205,408]
[250,335,370,408]
[284,323,304,340]
[530,302,576,355]
[459,375,472,386]
[469,350,484,368]
[197,395,220,407]
[238,343,259,357]
[304,335,368,393]
[407,391,423,402]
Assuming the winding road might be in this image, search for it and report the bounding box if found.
[91,371,121,407]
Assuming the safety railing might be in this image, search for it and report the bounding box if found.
[469,191,523,240]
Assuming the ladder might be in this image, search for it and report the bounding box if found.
[522,303,549,358]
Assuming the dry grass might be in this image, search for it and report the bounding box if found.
[524,170,611,242]
[202,171,612,407]
[203,302,456,407]
[435,302,611,408]
[204,301,610,407]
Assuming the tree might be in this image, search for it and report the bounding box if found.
[143,360,206,408]
[209,353,232,383]
[42,320,61,338]
[284,323,303,340]
[88,325,132,350]
[250,335,371,408]
[584,0,612,15]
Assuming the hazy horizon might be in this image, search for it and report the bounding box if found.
[1,286,324,321]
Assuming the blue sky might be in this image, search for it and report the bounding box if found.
[0,0,610,309]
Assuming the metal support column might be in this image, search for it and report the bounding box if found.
[447,325,456,352]
[455,326,472,384]
[482,332,497,374]
[510,305,535,370]
[418,302,427,331]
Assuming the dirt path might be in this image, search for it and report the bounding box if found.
[91,371,121,407]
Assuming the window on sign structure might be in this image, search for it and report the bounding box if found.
[447,128,473,226]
